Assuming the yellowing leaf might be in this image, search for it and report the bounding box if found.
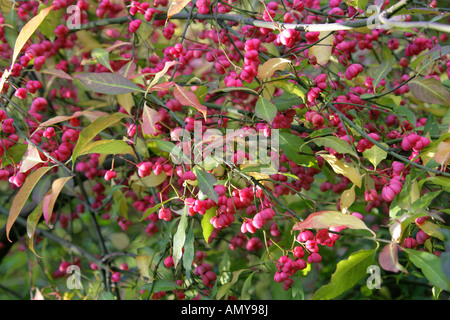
[145,60,179,94]
[321,154,362,188]
[117,93,134,115]
[19,145,45,173]
[340,184,356,213]
[131,172,167,188]
[418,221,445,241]
[135,254,151,279]
[362,143,388,169]
[308,32,335,65]
[0,5,54,93]
[434,138,450,171]
[11,5,54,68]
[240,164,274,190]
[6,166,54,241]
[167,0,192,20]
[257,58,291,81]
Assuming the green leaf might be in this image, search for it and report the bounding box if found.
[183,222,195,281]
[75,73,145,95]
[271,90,301,111]
[201,207,216,242]
[151,138,176,153]
[26,200,44,257]
[241,271,256,300]
[150,138,190,163]
[344,0,368,10]
[255,97,277,123]
[372,46,394,93]
[216,269,247,300]
[112,189,129,220]
[404,248,450,291]
[279,132,317,167]
[397,105,416,127]
[3,5,17,49]
[78,139,136,158]
[409,77,450,107]
[274,80,306,102]
[72,113,128,168]
[98,292,116,300]
[192,166,219,203]
[423,113,440,136]
[292,275,305,300]
[311,136,358,158]
[141,279,182,293]
[173,205,189,267]
[420,176,450,189]
[91,48,113,72]
[362,143,388,169]
[1,144,27,167]
[313,248,377,300]
[139,197,177,222]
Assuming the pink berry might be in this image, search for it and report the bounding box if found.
[15,87,28,99]
[104,170,117,181]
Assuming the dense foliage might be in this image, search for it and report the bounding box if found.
[0,0,449,300]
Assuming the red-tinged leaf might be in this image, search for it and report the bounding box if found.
[19,145,46,173]
[379,242,407,273]
[167,0,192,20]
[148,81,175,92]
[40,69,73,80]
[34,110,109,134]
[142,104,162,136]
[173,84,207,119]
[409,77,450,107]
[6,166,54,242]
[292,210,375,237]
[145,61,179,94]
[117,61,137,79]
[42,176,73,226]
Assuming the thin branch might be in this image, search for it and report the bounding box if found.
[72,1,449,34]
